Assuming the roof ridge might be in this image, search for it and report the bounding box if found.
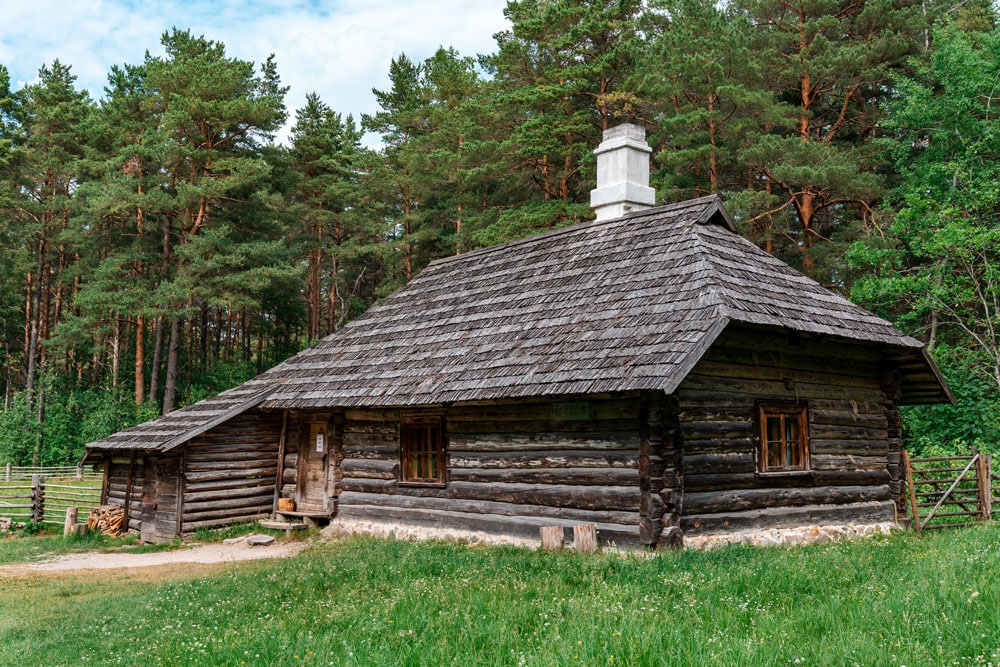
[686,218,740,314]
[426,195,724,270]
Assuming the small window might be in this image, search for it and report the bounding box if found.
[401,420,445,485]
[757,402,809,473]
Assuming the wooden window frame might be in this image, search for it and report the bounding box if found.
[756,401,810,474]
[400,418,446,486]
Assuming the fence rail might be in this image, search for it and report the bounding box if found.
[3,463,95,481]
[904,450,994,535]
[0,474,102,527]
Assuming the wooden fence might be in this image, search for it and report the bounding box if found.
[4,463,87,481]
[0,472,103,528]
[904,449,997,535]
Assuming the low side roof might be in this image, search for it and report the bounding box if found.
[86,195,950,453]
[85,383,276,453]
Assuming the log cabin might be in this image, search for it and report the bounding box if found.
[84,124,952,547]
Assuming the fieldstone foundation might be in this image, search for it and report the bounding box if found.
[324,517,897,551]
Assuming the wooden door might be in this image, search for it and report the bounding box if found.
[297,421,329,513]
[140,456,158,543]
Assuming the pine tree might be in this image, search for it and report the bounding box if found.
[640,0,767,200]
[475,0,644,244]
[732,0,925,282]
[140,29,289,413]
[288,94,370,338]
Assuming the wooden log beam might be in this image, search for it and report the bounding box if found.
[448,467,639,486]
[342,458,400,480]
[449,432,638,453]
[337,491,639,526]
[183,495,277,513]
[445,481,640,511]
[183,484,276,503]
[684,485,891,515]
[684,453,755,475]
[449,418,638,434]
[182,502,273,524]
[449,450,638,469]
[185,457,278,470]
[682,500,896,533]
[184,467,277,483]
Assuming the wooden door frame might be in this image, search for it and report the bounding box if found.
[296,413,331,511]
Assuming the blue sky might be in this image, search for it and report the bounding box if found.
[1,0,510,143]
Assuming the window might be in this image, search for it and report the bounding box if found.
[401,419,445,485]
[757,402,809,473]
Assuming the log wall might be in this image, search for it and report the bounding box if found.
[676,327,896,534]
[180,410,283,532]
[334,395,645,545]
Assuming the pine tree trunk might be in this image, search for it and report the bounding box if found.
[134,314,145,407]
[162,316,181,415]
[148,315,163,405]
[111,316,121,389]
[31,383,44,466]
[25,239,45,410]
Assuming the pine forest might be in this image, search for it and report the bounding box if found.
[1,0,999,465]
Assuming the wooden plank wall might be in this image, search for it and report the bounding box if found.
[106,455,144,534]
[677,327,896,534]
[335,396,645,545]
[140,454,182,541]
[181,410,283,532]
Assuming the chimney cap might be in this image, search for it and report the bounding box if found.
[593,123,651,156]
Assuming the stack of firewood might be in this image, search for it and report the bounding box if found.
[87,504,126,536]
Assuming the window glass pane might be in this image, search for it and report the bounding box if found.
[766,416,783,468]
[785,417,800,467]
[403,423,442,483]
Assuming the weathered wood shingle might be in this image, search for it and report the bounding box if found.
[87,195,950,452]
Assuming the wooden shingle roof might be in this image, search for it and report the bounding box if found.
[87,195,950,453]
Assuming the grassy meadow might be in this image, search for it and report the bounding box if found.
[2,525,1000,666]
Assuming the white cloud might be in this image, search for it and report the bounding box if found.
[0,0,509,144]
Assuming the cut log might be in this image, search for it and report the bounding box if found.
[540,525,564,551]
[573,523,598,553]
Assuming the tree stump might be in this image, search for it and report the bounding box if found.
[573,523,597,553]
[63,506,79,537]
[539,525,564,551]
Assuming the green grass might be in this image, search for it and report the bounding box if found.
[2,526,1000,666]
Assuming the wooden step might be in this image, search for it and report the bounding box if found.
[259,519,308,534]
[276,510,331,519]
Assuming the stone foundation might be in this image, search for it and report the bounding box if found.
[324,517,897,551]
[682,522,897,550]
[322,518,537,548]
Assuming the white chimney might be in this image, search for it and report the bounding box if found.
[589,123,656,221]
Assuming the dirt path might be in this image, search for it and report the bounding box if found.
[0,538,310,578]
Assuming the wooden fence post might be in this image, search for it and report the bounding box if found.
[903,450,921,536]
[976,452,992,521]
[63,507,78,537]
[4,463,9,482]
[540,525,564,551]
[573,523,598,554]
[31,475,45,524]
